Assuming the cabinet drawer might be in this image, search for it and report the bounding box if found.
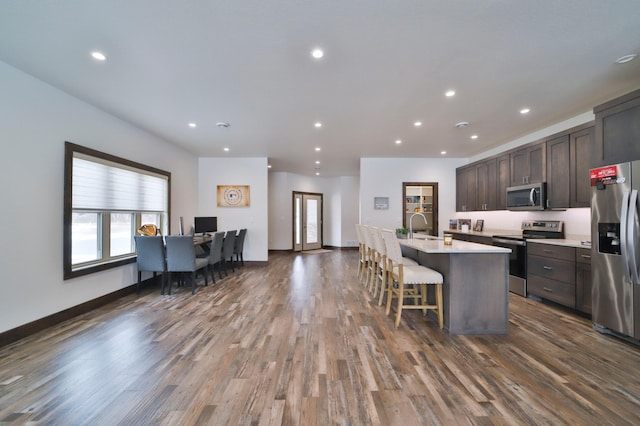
[576,248,592,265]
[528,255,575,284]
[528,274,576,308]
[468,235,493,245]
[527,242,574,261]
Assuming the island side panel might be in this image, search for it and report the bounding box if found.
[418,251,509,334]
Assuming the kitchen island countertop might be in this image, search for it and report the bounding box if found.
[402,237,511,254]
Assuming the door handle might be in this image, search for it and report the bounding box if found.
[543,266,553,270]
[621,190,632,284]
[628,189,640,284]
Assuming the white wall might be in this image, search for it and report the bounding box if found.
[0,60,199,334]
[198,158,269,261]
[268,172,359,249]
[360,157,468,235]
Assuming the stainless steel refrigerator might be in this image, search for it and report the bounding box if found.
[591,161,640,341]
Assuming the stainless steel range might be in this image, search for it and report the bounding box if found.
[492,220,565,297]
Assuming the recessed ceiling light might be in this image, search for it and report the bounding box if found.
[395,139,402,144]
[455,121,469,128]
[445,90,456,97]
[615,54,637,64]
[216,122,230,128]
[91,51,106,61]
[520,108,530,115]
[414,121,422,127]
[268,164,272,169]
[441,151,447,155]
[470,134,478,140]
[315,160,320,164]
[311,48,324,59]
[315,172,320,176]
[223,147,230,152]
[314,122,322,128]
[315,147,321,152]
[188,122,196,128]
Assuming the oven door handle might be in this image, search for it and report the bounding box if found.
[492,238,526,246]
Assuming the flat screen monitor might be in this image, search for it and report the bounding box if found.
[194,216,217,234]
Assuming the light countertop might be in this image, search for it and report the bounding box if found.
[401,238,511,254]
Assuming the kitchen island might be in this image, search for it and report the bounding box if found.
[400,238,511,334]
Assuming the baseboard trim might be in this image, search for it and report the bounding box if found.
[0,282,142,348]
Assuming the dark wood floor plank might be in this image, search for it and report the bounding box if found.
[0,250,639,425]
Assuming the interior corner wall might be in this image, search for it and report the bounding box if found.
[359,157,468,235]
[268,172,359,250]
[339,176,360,247]
[0,60,199,334]
[198,158,269,261]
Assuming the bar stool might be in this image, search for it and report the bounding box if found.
[381,229,444,328]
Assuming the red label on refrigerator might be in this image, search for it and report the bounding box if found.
[590,165,618,186]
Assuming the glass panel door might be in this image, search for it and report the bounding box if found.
[304,196,321,250]
[293,192,322,251]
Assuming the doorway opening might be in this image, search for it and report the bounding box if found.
[402,182,439,236]
[293,191,323,251]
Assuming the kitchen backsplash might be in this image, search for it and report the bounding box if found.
[453,207,590,238]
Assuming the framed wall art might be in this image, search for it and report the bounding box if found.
[217,185,250,207]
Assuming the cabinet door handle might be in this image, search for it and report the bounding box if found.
[581,254,591,259]
[543,266,553,270]
[543,287,553,292]
[543,249,552,253]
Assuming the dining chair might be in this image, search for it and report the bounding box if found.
[165,235,209,295]
[221,230,237,276]
[233,228,247,267]
[355,225,365,281]
[360,225,374,287]
[207,231,225,283]
[365,226,381,294]
[134,235,167,294]
[370,227,388,303]
[381,229,443,328]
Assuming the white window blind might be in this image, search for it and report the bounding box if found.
[72,153,168,212]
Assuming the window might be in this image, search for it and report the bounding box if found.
[64,142,171,279]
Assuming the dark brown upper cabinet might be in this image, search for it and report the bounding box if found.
[593,88,640,167]
[510,141,546,186]
[546,134,571,209]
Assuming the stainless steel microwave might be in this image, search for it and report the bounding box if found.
[506,182,547,211]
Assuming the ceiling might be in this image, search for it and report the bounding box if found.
[1,1,639,177]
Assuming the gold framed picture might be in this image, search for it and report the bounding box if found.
[217,185,250,207]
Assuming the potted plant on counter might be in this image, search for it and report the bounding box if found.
[395,227,409,239]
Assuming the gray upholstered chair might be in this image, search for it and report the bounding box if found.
[207,231,225,283]
[233,228,247,267]
[134,235,167,294]
[165,235,209,295]
[220,230,237,276]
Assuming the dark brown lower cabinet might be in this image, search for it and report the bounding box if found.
[575,247,592,314]
[527,242,592,314]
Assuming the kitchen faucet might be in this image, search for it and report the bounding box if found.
[409,212,428,239]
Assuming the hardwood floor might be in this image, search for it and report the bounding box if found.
[1,250,639,425]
